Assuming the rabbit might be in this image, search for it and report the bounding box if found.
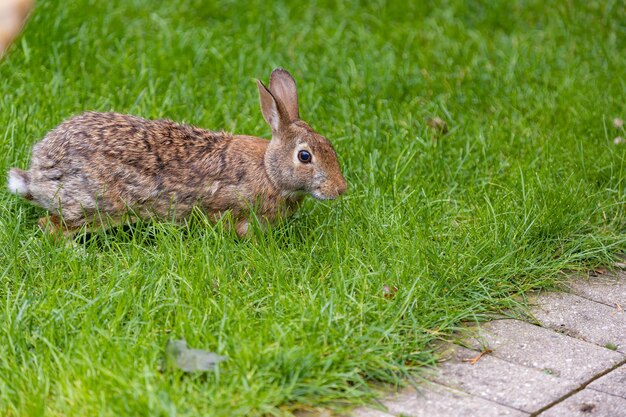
[7,68,347,237]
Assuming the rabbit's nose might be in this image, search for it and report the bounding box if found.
[336,180,347,196]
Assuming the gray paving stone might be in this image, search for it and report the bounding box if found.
[531,292,626,353]
[566,272,626,308]
[539,389,626,417]
[466,319,624,381]
[350,407,395,417]
[431,346,577,413]
[344,275,626,417]
[589,364,626,399]
[351,382,528,417]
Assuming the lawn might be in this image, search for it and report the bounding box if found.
[1,1,625,416]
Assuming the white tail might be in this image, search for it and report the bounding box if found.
[7,168,29,196]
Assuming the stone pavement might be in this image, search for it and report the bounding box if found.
[347,272,626,417]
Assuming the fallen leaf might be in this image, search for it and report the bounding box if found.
[426,117,449,135]
[163,339,226,373]
[382,284,398,299]
[463,348,492,365]
[614,118,624,129]
[590,267,608,277]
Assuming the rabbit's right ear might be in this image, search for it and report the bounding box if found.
[257,80,288,133]
[269,68,299,121]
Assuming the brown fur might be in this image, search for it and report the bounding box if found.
[7,69,347,236]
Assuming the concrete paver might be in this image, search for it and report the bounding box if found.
[431,346,577,413]
[466,319,624,380]
[566,272,626,307]
[336,273,626,417]
[538,389,626,417]
[530,292,626,353]
[589,364,626,399]
[350,408,395,417]
[352,382,528,417]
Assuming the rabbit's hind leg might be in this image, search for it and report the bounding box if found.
[38,214,87,236]
[38,215,63,234]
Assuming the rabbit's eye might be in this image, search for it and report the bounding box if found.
[298,150,312,163]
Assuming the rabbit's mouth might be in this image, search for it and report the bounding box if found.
[311,180,347,200]
[311,190,340,200]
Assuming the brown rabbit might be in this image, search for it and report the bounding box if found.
[7,68,347,236]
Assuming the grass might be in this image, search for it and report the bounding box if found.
[1,0,626,415]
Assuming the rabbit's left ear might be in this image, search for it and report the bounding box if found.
[257,80,289,133]
[269,68,299,121]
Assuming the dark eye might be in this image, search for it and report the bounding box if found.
[298,150,312,163]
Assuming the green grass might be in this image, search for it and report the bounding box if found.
[1,0,626,415]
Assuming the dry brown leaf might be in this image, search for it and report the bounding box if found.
[382,284,398,299]
[464,348,492,365]
[426,117,449,135]
[590,267,608,277]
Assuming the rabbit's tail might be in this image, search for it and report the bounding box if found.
[7,168,33,200]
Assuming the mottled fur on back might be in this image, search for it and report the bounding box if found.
[7,69,347,236]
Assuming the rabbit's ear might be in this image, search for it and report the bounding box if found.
[257,80,288,132]
[269,68,299,121]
